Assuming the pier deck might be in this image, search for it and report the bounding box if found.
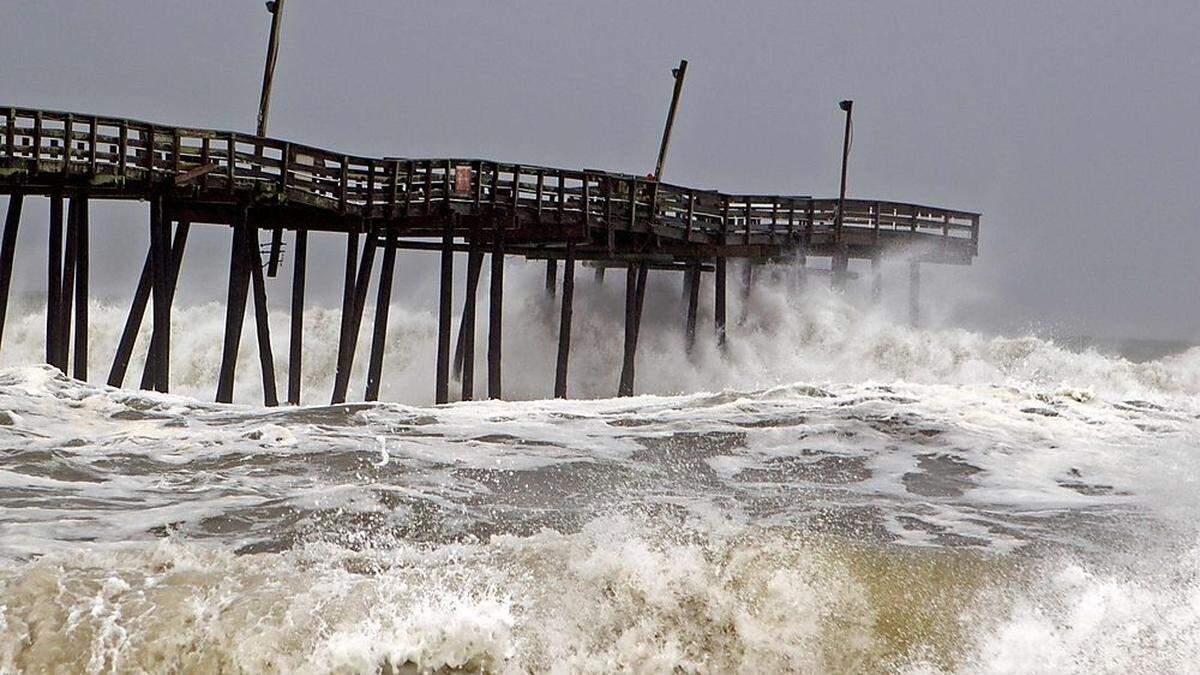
[0,107,980,404]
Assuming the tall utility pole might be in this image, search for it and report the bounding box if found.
[653,59,688,181]
[259,0,287,276]
[257,0,286,137]
[835,99,853,246]
[832,99,853,288]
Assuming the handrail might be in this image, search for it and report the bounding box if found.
[0,106,981,248]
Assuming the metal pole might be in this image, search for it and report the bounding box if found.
[653,60,688,181]
[256,0,285,137]
[258,0,287,276]
[835,100,853,246]
[835,99,854,285]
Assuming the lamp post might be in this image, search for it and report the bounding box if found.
[259,0,286,276]
[835,99,853,246]
[832,100,853,288]
[257,0,286,137]
[653,59,688,182]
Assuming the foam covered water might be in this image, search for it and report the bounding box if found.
[0,270,1197,672]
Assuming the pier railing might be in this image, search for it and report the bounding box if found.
[1,107,979,248]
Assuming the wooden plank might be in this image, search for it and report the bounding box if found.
[0,195,22,351]
[287,229,307,405]
[174,163,220,186]
[553,243,575,398]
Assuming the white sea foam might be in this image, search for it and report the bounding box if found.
[0,273,1198,672]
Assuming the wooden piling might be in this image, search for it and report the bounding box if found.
[618,263,647,397]
[435,219,454,404]
[685,262,700,354]
[46,195,62,365]
[113,222,188,389]
[146,197,170,392]
[72,197,89,382]
[331,229,376,404]
[714,258,727,350]
[57,197,78,373]
[365,230,396,402]
[554,243,575,398]
[454,243,483,400]
[545,259,557,297]
[909,261,921,327]
[216,213,251,404]
[488,223,504,399]
[831,250,849,290]
[333,231,359,390]
[137,221,189,391]
[287,229,307,405]
[871,255,882,304]
[0,194,23,351]
[247,226,279,406]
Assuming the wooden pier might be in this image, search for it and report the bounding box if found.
[0,107,980,404]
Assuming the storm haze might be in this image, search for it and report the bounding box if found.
[2,0,1198,341]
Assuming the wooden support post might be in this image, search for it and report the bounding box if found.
[909,261,921,327]
[333,231,359,390]
[58,197,78,373]
[365,230,397,402]
[685,262,700,354]
[435,218,454,404]
[714,258,727,351]
[871,255,882,304]
[618,263,648,397]
[545,259,557,297]
[72,197,89,381]
[146,197,170,392]
[135,221,189,391]
[831,250,849,290]
[286,229,307,405]
[331,230,376,404]
[740,259,753,321]
[487,224,504,399]
[454,245,484,400]
[247,226,279,406]
[216,213,252,404]
[554,243,575,398]
[46,195,62,365]
[0,195,23,351]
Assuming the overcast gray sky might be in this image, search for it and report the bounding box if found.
[2,1,1198,341]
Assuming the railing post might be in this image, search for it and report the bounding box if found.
[4,108,14,159]
[339,155,348,214]
[118,122,128,175]
[226,133,236,194]
[88,116,98,174]
[32,111,42,163]
[62,114,72,175]
[685,189,695,241]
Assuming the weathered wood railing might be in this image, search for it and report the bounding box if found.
[0,107,980,248]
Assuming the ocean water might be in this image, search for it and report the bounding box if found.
[1,270,1199,673]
